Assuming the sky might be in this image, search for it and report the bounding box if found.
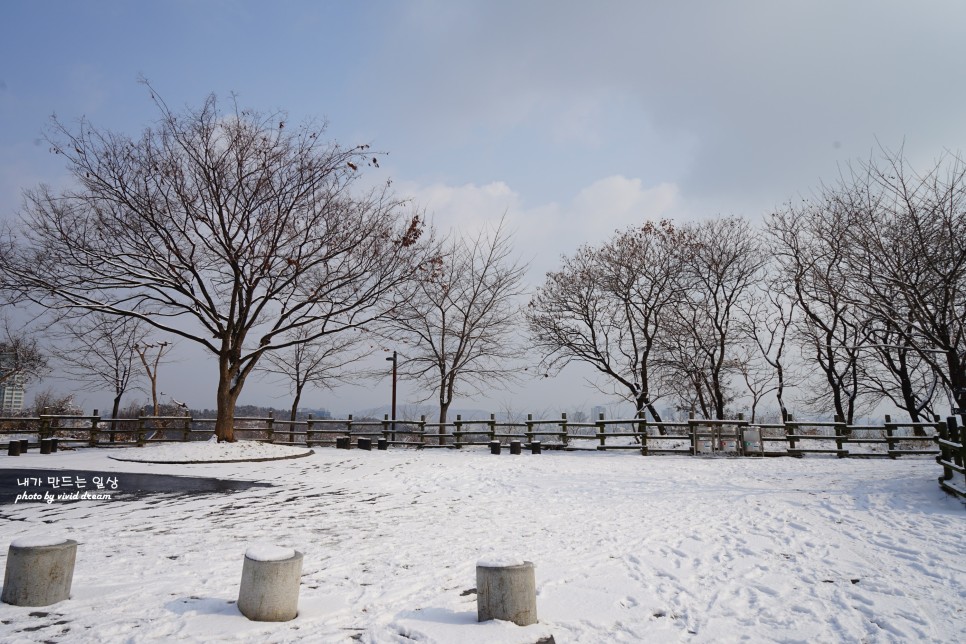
[3,0,966,417]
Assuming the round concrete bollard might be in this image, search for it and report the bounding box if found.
[336,436,350,450]
[19,439,28,453]
[2,537,78,607]
[7,441,20,456]
[377,438,388,451]
[510,440,522,455]
[476,558,537,626]
[489,440,501,455]
[40,439,52,455]
[530,441,542,455]
[358,437,372,451]
[237,545,303,622]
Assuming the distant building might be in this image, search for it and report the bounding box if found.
[591,405,607,420]
[0,353,26,414]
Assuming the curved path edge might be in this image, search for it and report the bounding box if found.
[108,449,315,465]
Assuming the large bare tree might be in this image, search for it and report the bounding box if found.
[527,220,686,421]
[389,219,526,428]
[836,150,966,417]
[664,217,765,420]
[0,90,428,440]
[736,285,798,422]
[768,199,873,423]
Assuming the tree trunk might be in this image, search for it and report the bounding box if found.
[215,357,239,442]
[694,379,709,420]
[289,384,304,425]
[893,352,925,430]
[438,372,455,442]
[110,394,122,442]
[150,375,159,416]
[639,396,665,434]
[776,362,788,422]
[946,348,966,411]
[438,400,450,437]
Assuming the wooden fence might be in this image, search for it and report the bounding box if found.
[3,410,963,499]
[937,416,966,499]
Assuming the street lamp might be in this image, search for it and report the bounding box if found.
[386,351,397,440]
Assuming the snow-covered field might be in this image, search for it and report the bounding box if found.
[0,443,963,643]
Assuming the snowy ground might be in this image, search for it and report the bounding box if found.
[0,443,963,643]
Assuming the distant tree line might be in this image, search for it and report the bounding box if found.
[189,405,332,421]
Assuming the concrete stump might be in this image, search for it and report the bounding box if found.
[237,546,303,622]
[510,440,522,455]
[476,559,537,626]
[50,439,59,452]
[7,441,20,456]
[19,439,28,453]
[2,538,77,606]
[530,441,542,455]
[377,438,388,450]
[358,437,372,451]
[40,439,52,455]
[489,440,501,455]
[336,436,350,450]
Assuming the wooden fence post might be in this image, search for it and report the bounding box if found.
[937,421,953,482]
[834,414,847,458]
[948,416,964,471]
[88,409,100,447]
[560,412,569,447]
[884,414,896,458]
[38,408,50,441]
[266,411,274,444]
[638,413,649,456]
[382,414,390,445]
[525,414,533,444]
[786,413,796,452]
[597,413,606,450]
[689,411,698,455]
[454,414,463,449]
[736,413,745,456]
[346,414,353,447]
[488,414,496,443]
[136,416,146,447]
[182,415,191,442]
[418,414,426,446]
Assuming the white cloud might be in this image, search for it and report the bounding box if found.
[572,176,678,224]
[401,174,683,284]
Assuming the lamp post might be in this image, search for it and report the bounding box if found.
[386,351,397,441]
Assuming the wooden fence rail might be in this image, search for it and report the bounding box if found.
[3,410,961,498]
[1,410,944,456]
